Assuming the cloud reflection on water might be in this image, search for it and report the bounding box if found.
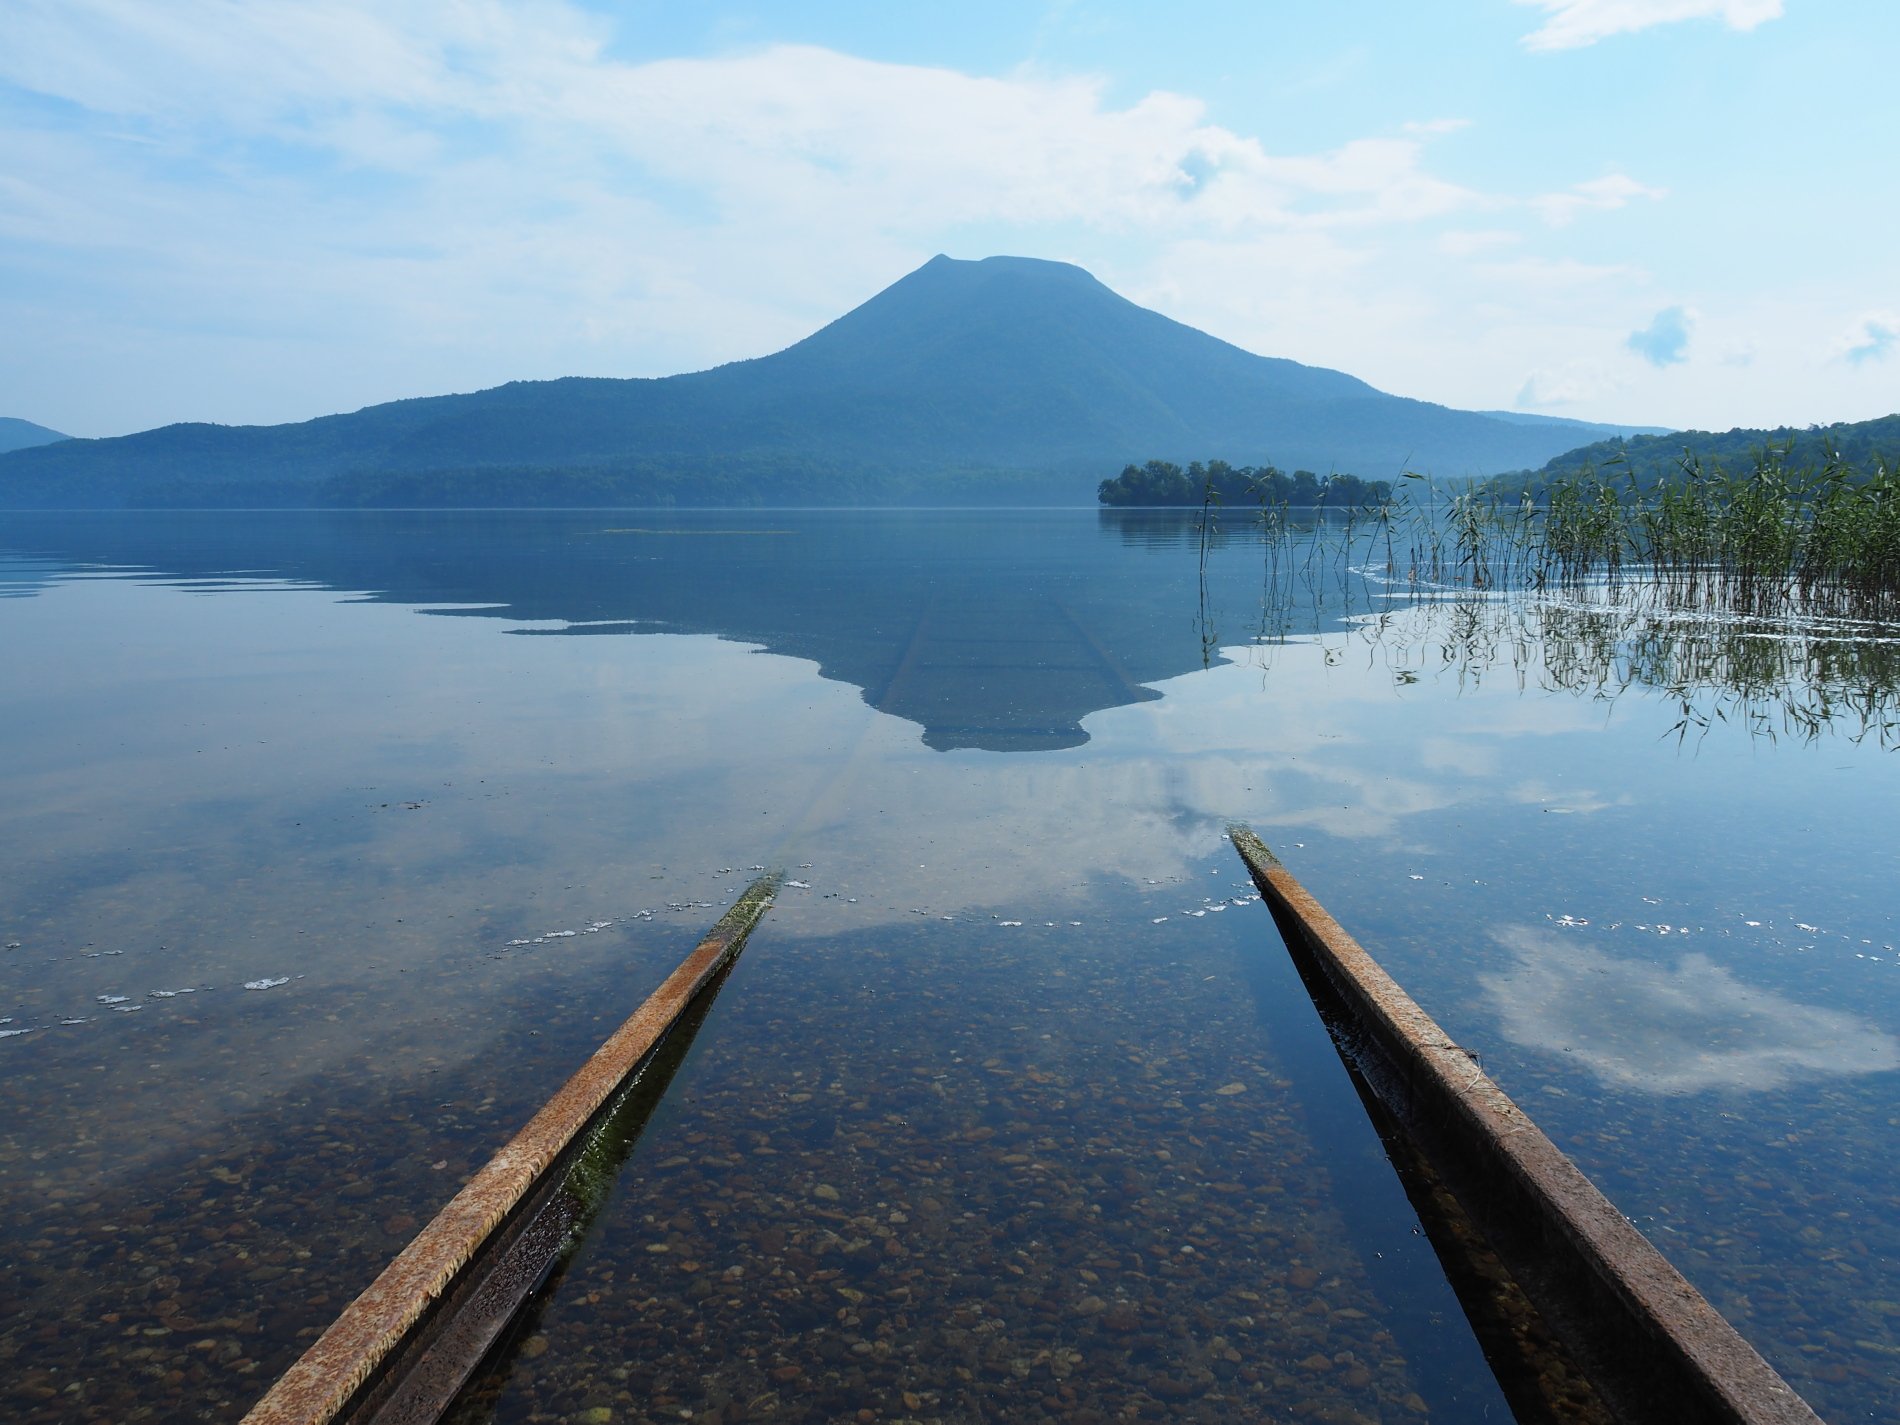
[1481,926,1900,1094]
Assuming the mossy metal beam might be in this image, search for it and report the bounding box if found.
[243,871,782,1425]
[1228,825,1821,1425]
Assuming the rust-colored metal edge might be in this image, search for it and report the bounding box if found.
[1227,826,1822,1425]
[354,968,733,1425]
[241,873,782,1425]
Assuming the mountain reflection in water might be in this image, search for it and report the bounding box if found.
[7,508,1896,753]
[5,508,1900,1424]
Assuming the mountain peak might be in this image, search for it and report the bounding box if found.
[755,251,1375,415]
[917,252,1101,279]
[0,256,1663,507]
[0,417,70,455]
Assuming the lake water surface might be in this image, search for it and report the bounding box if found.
[2,509,1897,1423]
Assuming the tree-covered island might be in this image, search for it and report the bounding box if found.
[1097,458,1392,507]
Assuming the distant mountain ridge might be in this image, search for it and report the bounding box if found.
[1493,413,1900,490]
[0,256,1667,507]
[1475,409,1669,437]
[0,418,69,455]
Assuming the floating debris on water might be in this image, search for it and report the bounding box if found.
[785,879,811,889]
[243,977,291,991]
[96,995,130,1005]
[112,1004,143,1014]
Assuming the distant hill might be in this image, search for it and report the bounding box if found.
[0,256,1664,508]
[0,418,69,455]
[1493,413,1900,491]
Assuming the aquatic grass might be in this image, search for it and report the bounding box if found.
[1180,450,1900,747]
[1518,447,1900,621]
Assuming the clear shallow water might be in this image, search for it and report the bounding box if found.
[1,509,1897,1422]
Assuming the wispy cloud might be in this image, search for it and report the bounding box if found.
[1479,255,1640,289]
[1532,173,1665,227]
[1514,0,1784,52]
[1436,228,1519,257]
[1483,927,1898,1094]
[0,4,1481,242]
[1838,313,1899,365]
[1516,363,1618,409]
[0,0,1516,430]
[1627,304,1693,366]
[0,0,1875,439]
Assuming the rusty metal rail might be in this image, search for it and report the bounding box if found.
[243,872,782,1425]
[1228,826,1823,1425]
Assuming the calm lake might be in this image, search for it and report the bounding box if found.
[2,508,1897,1424]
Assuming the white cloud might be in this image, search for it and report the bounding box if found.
[1514,0,1784,52]
[1837,312,1900,366]
[1480,255,1640,289]
[0,0,1520,431]
[1516,360,1621,408]
[0,0,1882,439]
[0,4,1475,241]
[1532,173,1666,227]
[1437,228,1520,257]
[1482,927,1899,1093]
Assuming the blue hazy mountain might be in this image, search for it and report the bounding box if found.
[0,418,70,455]
[0,256,1665,507]
[1475,409,1670,438]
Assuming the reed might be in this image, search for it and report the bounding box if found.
[1180,447,1900,745]
[1503,446,1900,620]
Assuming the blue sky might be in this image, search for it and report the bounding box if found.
[2,0,1895,439]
